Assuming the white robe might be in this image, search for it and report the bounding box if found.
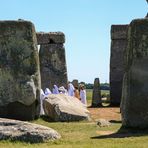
[44,88,52,96]
[80,89,87,105]
[52,85,59,94]
[40,89,45,115]
[59,86,68,95]
[68,83,75,96]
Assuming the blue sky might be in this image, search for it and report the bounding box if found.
[0,0,147,83]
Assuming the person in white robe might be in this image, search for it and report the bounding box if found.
[40,89,45,115]
[68,83,75,96]
[44,88,52,96]
[59,86,68,95]
[52,85,59,94]
[80,85,87,105]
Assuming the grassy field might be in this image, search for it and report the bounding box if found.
[86,89,109,105]
[1,90,148,147]
[1,120,148,148]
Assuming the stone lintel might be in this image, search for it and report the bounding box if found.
[36,32,65,44]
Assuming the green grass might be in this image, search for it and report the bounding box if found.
[86,89,92,105]
[86,89,110,105]
[1,90,148,147]
[1,120,148,148]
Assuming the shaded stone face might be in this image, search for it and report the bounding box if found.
[0,21,41,120]
[37,33,68,90]
[110,25,128,106]
[91,78,101,107]
[121,19,148,128]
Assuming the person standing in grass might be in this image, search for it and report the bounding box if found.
[74,86,80,100]
[52,84,59,94]
[68,82,75,96]
[80,84,87,105]
[40,89,45,115]
[44,88,52,96]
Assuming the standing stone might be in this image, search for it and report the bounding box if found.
[121,19,148,128]
[0,20,41,121]
[72,79,79,88]
[110,25,128,106]
[91,78,101,107]
[36,32,68,90]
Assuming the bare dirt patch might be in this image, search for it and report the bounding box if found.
[96,130,115,135]
[88,107,121,122]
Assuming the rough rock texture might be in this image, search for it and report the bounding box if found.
[110,25,128,106]
[121,19,148,128]
[97,119,111,127]
[37,32,68,90]
[91,78,101,107]
[43,94,90,121]
[36,32,65,44]
[0,20,41,120]
[0,118,61,143]
[72,79,79,88]
[39,44,68,90]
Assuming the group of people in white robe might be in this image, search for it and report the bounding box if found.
[40,82,87,115]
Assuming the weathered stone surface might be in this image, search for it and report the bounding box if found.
[0,118,61,143]
[43,94,90,121]
[91,78,101,107]
[72,79,79,88]
[37,32,68,90]
[97,119,111,127]
[121,19,148,128]
[111,25,128,39]
[39,43,68,90]
[0,20,41,120]
[110,25,128,106]
[36,32,65,44]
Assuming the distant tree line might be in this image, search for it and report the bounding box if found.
[79,82,110,90]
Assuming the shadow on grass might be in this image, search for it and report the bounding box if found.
[91,126,148,139]
[87,105,103,108]
[109,120,122,124]
[87,105,119,109]
[40,115,55,122]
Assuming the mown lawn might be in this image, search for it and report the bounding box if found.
[86,89,109,105]
[1,90,148,147]
[1,119,148,148]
